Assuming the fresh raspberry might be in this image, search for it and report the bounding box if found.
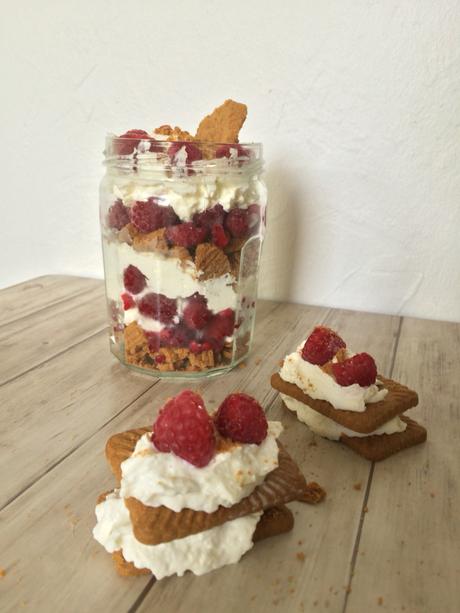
[130,199,166,233]
[145,331,160,352]
[107,200,130,230]
[225,208,249,238]
[155,354,166,364]
[161,205,180,227]
[115,129,150,155]
[332,353,377,387]
[182,293,212,330]
[160,324,191,347]
[215,144,250,159]
[301,326,346,365]
[204,308,235,341]
[152,390,216,467]
[123,265,147,295]
[167,142,203,164]
[138,293,177,323]
[211,224,230,248]
[247,204,262,235]
[189,340,212,354]
[165,223,207,248]
[215,393,268,444]
[193,204,225,230]
[121,292,135,310]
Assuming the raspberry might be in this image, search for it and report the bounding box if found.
[165,223,207,248]
[115,129,150,155]
[145,331,160,352]
[152,390,216,467]
[225,208,249,238]
[138,293,177,323]
[301,326,346,365]
[215,393,268,444]
[107,200,130,230]
[160,324,191,347]
[182,293,212,330]
[155,354,166,364]
[162,205,180,227]
[211,224,230,248]
[193,204,225,230]
[123,265,147,294]
[204,308,235,341]
[215,144,249,159]
[332,353,377,387]
[130,199,166,233]
[189,340,212,354]
[167,142,203,164]
[121,292,135,310]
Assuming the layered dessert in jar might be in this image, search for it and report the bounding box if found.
[100,100,266,376]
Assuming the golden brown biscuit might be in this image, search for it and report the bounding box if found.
[196,99,247,143]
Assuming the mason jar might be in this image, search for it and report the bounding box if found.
[100,133,266,377]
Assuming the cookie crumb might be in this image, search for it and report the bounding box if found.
[296,552,306,562]
[0,568,6,578]
[238,361,247,369]
[377,596,383,606]
[363,505,368,513]
[297,539,303,546]
[430,492,436,498]
[353,482,362,491]
[308,439,318,447]
[255,357,262,365]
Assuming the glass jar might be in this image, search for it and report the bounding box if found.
[100,135,266,377]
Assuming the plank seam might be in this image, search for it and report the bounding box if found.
[341,316,404,613]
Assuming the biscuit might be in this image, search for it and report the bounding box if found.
[271,373,418,434]
[110,505,293,577]
[196,99,247,143]
[340,415,427,461]
[195,243,232,280]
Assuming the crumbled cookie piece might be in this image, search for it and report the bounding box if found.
[196,99,247,143]
[298,482,326,505]
[112,550,150,576]
[133,228,169,254]
[124,322,148,364]
[154,125,196,142]
[195,243,231,280]
[169,246,193,264]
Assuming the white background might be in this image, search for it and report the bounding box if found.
[1,0,459,321]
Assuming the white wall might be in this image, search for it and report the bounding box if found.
[2,0,459,321]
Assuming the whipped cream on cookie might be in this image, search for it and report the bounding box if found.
[93,491,261,579]
[281,394,406,440]
[120,421,283,513]
[280,345,387,412]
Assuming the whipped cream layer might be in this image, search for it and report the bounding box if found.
[93,492,260,579]
[113,172,266,222]
[120,421,283,513]
[281,394,407,441]
[280,346,388,412]
[103,240,237,314]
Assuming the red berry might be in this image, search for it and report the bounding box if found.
[193,204,225,230]
[215,144,249,159]
[152,390,216,467]
[332,353,377,387]
[165,223,207,248]
[123,265,147,294]
[225,208,249,238]
[189,340,212,354]
[138,293,177,323]
[107,200,130,230]
[155,354,166,364]
[301,326,346,365]
[160,324,191,347]
[130,199,166,233]
[121,292,136,310]
[167,142,203,164]
[182,293,212,330]
[211,224,229,248]
[115,130,150,155]
[145,331,161,352]
[204,308,235,341]
[215,393,268,444]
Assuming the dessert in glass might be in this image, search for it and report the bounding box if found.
[99,101,267,377]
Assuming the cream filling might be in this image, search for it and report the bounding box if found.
[280,346,388,412]
[281,394,407,441]
[93,492,261,580]
[120,421,283,513]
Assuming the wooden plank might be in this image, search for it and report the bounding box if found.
[0,284,107,385]
[345,317,460,613]
[0,275,102,326]
[135,309,402,613]
[0,301,327,612]
[0,298,277,510]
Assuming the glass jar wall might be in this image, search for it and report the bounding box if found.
[100,135,266,377]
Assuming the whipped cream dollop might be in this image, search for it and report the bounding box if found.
[93,492,261,579]
[119,421,283,513]
[280,345,388,412]
[281,394,406,440]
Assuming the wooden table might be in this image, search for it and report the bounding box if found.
[0,276,458,613]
